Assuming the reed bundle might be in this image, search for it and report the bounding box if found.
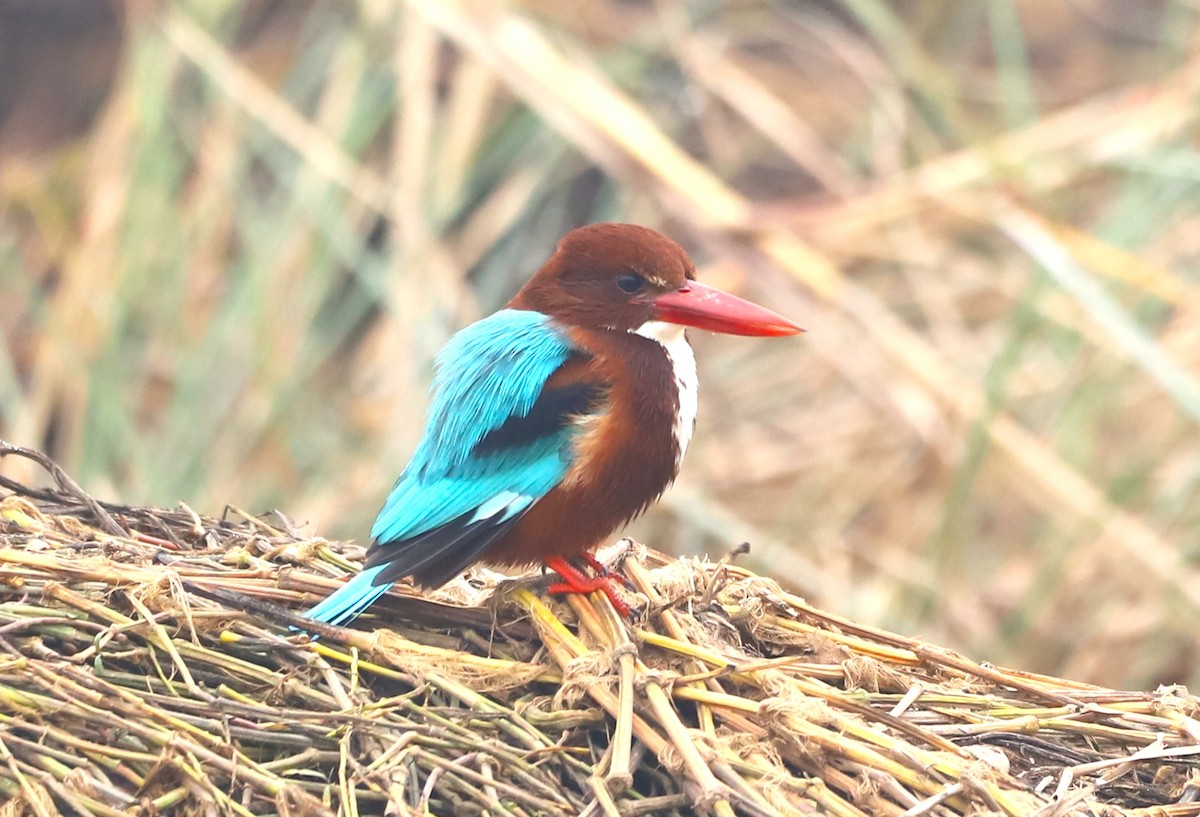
[1,443,1198,816]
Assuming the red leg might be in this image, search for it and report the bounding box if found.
[545,557,632,617]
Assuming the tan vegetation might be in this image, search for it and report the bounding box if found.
[1,460,1198,815]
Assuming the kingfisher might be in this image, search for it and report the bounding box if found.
[304,223,801,624]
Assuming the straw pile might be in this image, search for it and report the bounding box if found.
[1,443,1198,817]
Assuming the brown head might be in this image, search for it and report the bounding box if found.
[510,223,803,336]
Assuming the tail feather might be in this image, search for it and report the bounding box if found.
[303,565,393,627]
[367,495,534,590]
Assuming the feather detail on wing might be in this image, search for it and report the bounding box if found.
[303,311,604,625]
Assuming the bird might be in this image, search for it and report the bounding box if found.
[304,223,802,625]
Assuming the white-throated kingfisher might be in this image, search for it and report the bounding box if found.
[304,223,801,624]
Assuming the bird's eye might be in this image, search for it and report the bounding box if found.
[616,273,646,294]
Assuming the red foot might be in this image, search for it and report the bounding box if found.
[545,556,632,617]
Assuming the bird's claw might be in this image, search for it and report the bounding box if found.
[545,556,633,617]
[571,553,634,589]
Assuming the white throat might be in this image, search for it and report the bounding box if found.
[634,320,698,465]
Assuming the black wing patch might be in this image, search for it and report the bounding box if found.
[472,381,604,455]
[366,506,529,589]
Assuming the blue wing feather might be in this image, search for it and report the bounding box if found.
[371,310,576,542]
[304,310,585,626]
[408,310,575,477]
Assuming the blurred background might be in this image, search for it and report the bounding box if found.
[2,0,1200,689]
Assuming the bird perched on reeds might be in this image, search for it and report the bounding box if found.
[304,223,801,623]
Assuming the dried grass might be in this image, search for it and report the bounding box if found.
[2,445,1198,816]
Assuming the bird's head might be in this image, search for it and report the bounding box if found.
[511,223,803,337]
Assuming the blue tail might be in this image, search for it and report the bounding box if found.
[303,565,393,627]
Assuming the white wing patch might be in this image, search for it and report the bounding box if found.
[468,491,534,523]
[635,320,698,465]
